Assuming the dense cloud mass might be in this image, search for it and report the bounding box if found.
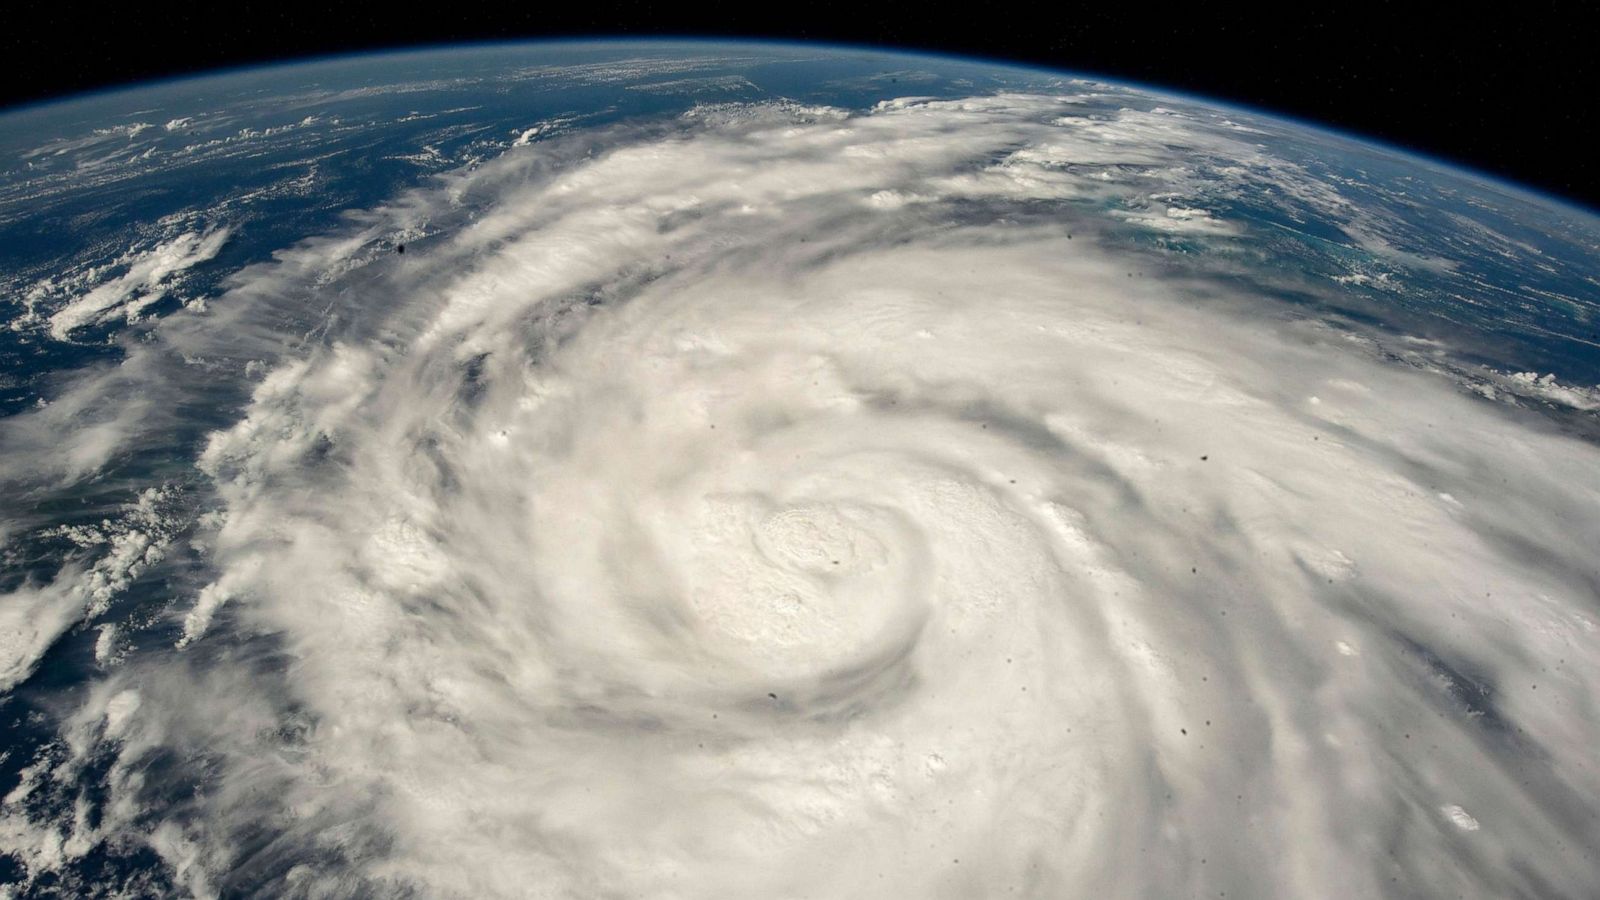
[3,88,1600,899]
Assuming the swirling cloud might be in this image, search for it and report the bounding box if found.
[4,92,1599,899]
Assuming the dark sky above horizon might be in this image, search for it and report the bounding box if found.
[4,2,1596,210]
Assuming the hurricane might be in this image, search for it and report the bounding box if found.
[2,45,1599,899]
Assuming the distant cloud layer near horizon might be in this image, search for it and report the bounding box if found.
[3,83,1599,898]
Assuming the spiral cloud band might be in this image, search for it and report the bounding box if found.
[3,90,1599,898]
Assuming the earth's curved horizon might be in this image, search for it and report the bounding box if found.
[1,39,1598,899]
[12,37,1595,220]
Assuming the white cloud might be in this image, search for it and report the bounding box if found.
[1502,370,1600,411]
[44,227,231,339]
[3,90,1598,899]
[1442,804,1481,832]
[0,487,178,692]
